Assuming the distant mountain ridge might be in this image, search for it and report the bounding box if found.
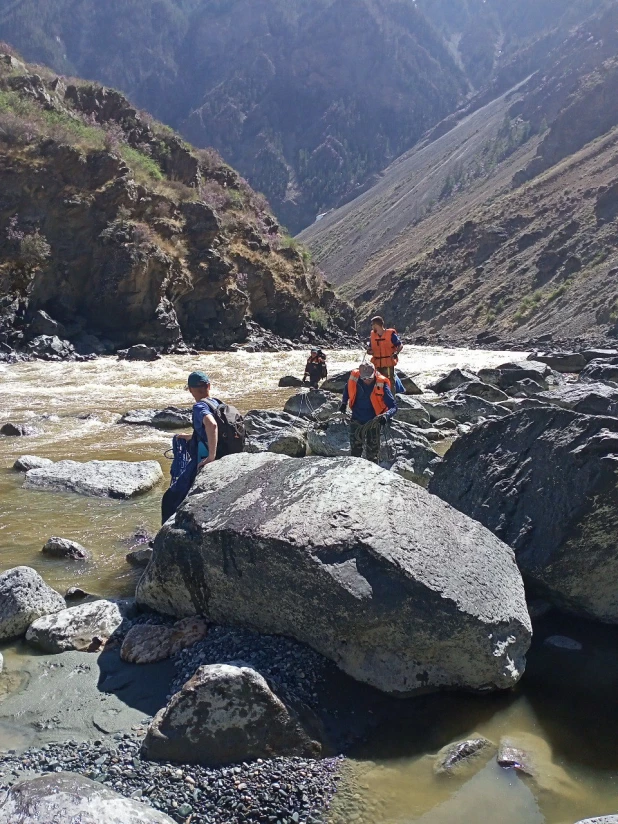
[0,0,606,231]
[299,2,618,344]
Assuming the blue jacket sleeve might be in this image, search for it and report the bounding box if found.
[384,385,397,418]
[342,383,350,407]
[391,331,402,348]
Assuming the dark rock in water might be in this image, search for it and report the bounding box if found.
[421,393,510,423]
[394,396,430,425]
[65,586,93,601]
[151,407,192,429]
[579,358,618,385]
[137,453,531,696]
[23,458,164,498]
[543,635,582,651]
[143,663,321,765]
[434,736,496,777]
[497,739,534,774]
[27,309,66,339]
[478,360,551,391]
[0,772,175,823]
[430,407,618,623]
[0,566,65,641]
[1,423,34,437]
[537,383,618,416]
[396,369,423,395]
[456,381,509,403]
[284,388,338,419]
[278,375,304,387]
[531,352,587,373]
[72,332,109,356]
[582,349,618,362]
[428,368,477,394]
[42,536,90,561]
[244,410,307,457]
[321,371,350,393]
[26,334,75,361]
[118,344,161,361]
[13,454,52,471]
[126,546,154,567]
[506,378,548,398]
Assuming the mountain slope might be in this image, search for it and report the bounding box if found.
[0,51,353,355]
[300,3,618,343]
[0,0,607,233]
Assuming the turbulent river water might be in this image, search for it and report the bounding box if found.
[0,346,617,823]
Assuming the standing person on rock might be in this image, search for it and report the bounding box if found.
[161,371,220,523]
[367,316,403,387]
[340,362,397,463]
[303,348,328,389]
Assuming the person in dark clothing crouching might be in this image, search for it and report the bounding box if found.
[340,362,397,463]
[303,348,327,389]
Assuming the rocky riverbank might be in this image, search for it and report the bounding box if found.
[2,347,618,823]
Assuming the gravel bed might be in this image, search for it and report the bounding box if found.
[0,737,342,824]
[171,626,336,710]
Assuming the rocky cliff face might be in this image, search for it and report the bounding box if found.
[300,4,618,345]
[0,55,354,355]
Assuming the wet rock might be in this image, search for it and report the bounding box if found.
[583,349,618,362]
[121,617,209,664]
[118,344,161,361]
[244,410,307,457]
[119,407,191,428]
[0,772,175,823]
[421,393,510,423]
[394,396,430,425]
[284,389,339,419]
[26,335,75,361]
[279,375,303,387]
[478,360,551,391]
[320,371,350,393]
[126,546,153,567]
[64,586,93,601]
[428,368,477,393]
[307,417,349,457]
[143,663,321,765]
[25,598,135,653]
[456,381,509,403]
[532,352,587,373]
[24,459,164,498]
[13,455,53,471]
[579,358,618,385]
[506,378,548,397]
[0,566,65,641]
[543,635,583,651]
[1,423,34,437]
[496,732,584,803]
[434,735,496,777]
[42,536,90,561]
[430,407,618,622]
[137,453,531,696]
[396,370,423,395]
[537,382,618,416]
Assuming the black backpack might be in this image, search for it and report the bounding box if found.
[205,399,246,458]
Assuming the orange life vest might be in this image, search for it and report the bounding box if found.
[347,369,390,416]
[370,328,399,369]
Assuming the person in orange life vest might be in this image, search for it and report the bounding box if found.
[340,362,397,463]
[366,315,403,386]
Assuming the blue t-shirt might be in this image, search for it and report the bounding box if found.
[342,379,397,423]
[192,399,220,461]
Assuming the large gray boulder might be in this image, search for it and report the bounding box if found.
[120,407,191,428]
[25,598,135,653]
[320,371,350,393]
[429,407,618,623]
[478,360,552,391]
[244,410,307,457]
[137,453,531,696]
[456,382,510,403]
[532,352,587,373]
[42,536,90,561]
[394,396,430,425]
[13,455,53,472]
[284,388,338,419]
[421,393,510,423]
[143,663,320,765]
[23,459,163,498]
[0,567,65,642]
[0,772,175,823]
[428,368,477,394]
[579,358,618,385]
[536,383,618,416]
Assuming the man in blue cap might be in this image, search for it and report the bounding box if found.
[179,371,220,467]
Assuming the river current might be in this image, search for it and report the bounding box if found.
[0,346,617,823]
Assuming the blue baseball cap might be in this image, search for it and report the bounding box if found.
[187,371,210,388]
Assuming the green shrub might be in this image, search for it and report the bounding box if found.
[309,307,329,331]
[120,145,163,182]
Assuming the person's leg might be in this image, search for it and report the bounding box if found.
[349,420,363,457]
[365,422,381,463]
[383,365,395,386]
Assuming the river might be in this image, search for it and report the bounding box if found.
[0,346,617,823]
